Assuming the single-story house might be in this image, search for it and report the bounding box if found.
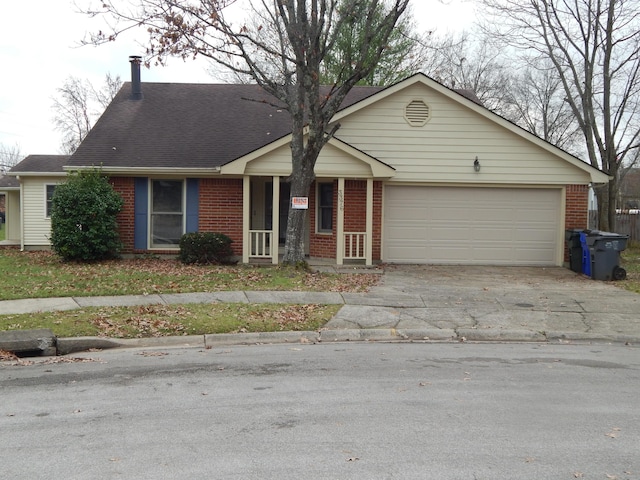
[3,156,69,248]
[7,58,609,265]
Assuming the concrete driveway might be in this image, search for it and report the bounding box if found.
[327,265,640,343]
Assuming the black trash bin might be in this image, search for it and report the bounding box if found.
[584,231,629,281]
[565,229,584,273]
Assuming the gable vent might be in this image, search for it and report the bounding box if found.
[404,100,430,126]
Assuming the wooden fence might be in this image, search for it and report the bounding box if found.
[589,211,640,243]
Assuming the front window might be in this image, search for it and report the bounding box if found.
[45,185,57,218]
[151,179,184,247]
[317,182,333,233]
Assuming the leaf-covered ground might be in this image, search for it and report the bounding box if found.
[0,250,380,301]
[0,250,373,340]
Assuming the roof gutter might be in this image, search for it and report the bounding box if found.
[62,166,222,176]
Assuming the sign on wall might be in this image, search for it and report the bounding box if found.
[291,197,309,210]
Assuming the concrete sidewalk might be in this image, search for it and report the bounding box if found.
[1,265,639,354]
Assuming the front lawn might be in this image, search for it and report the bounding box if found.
[0,303,341,339]
[0,250,379,301]
[0,250,374,339]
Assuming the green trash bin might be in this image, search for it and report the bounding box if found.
[585,231,629,281]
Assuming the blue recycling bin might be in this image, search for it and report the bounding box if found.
[579,232,592,277]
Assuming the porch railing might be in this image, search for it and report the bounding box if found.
[249,230,273,257]
[344,232,367,260]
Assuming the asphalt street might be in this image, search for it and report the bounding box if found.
[1,342,639,479]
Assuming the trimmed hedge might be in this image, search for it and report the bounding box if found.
[179,232,234,264]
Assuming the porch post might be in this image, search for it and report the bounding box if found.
[271,176,280,264]
[336,177,345,265]
[242,175,250,264]
[366,178,373,266]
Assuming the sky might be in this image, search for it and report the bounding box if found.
[0,0,475,159]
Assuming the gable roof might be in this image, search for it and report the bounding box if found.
[9,155,70,176]
[67,83,381,171]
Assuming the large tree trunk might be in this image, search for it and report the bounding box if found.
[595,185,610,232]
[282,115,319,265]
[282,168,315,265]
[607,177,618,232]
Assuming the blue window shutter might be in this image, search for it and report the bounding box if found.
[186,178,199,233]
[134,178,148,250]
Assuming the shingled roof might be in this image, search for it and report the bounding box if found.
[68,82,382,170]
[9,155,70,174]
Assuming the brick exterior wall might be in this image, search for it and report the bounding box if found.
[564,184,589,262]
[308,181,337,258]
[109,177,135,253]
[307,179,383,261]
[109,177,244,256]
[199,178,244,256]
[109,176,585,264]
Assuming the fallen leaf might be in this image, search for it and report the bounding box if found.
[605,474,617,479]
[573,472,583,478]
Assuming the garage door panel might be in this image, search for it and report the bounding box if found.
[383,186,561,265]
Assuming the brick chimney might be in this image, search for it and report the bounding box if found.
[129,55,143,100]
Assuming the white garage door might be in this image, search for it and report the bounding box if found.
[383,186,561,265]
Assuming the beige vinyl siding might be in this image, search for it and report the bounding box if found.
[22,177,61,246]
[333,83,592,185]
[245,142,375,178]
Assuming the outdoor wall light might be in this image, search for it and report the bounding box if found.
[474,156,481,172]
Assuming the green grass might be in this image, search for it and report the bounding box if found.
[0,250,373,339]
[0,250,378,301]
[0,303,341,339]
[620,242,640,294]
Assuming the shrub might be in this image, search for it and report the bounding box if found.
[50,169,124,262]
[179,232,234,264]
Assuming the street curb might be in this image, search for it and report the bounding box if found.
[56,335,205,355]
[457,328,547,343]
[8,330,639,358]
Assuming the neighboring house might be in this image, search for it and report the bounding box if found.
[4,156,69,248]
[8,58,609,265]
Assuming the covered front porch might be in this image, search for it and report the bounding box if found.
[242,176,376,266]
[218,135,395,267]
